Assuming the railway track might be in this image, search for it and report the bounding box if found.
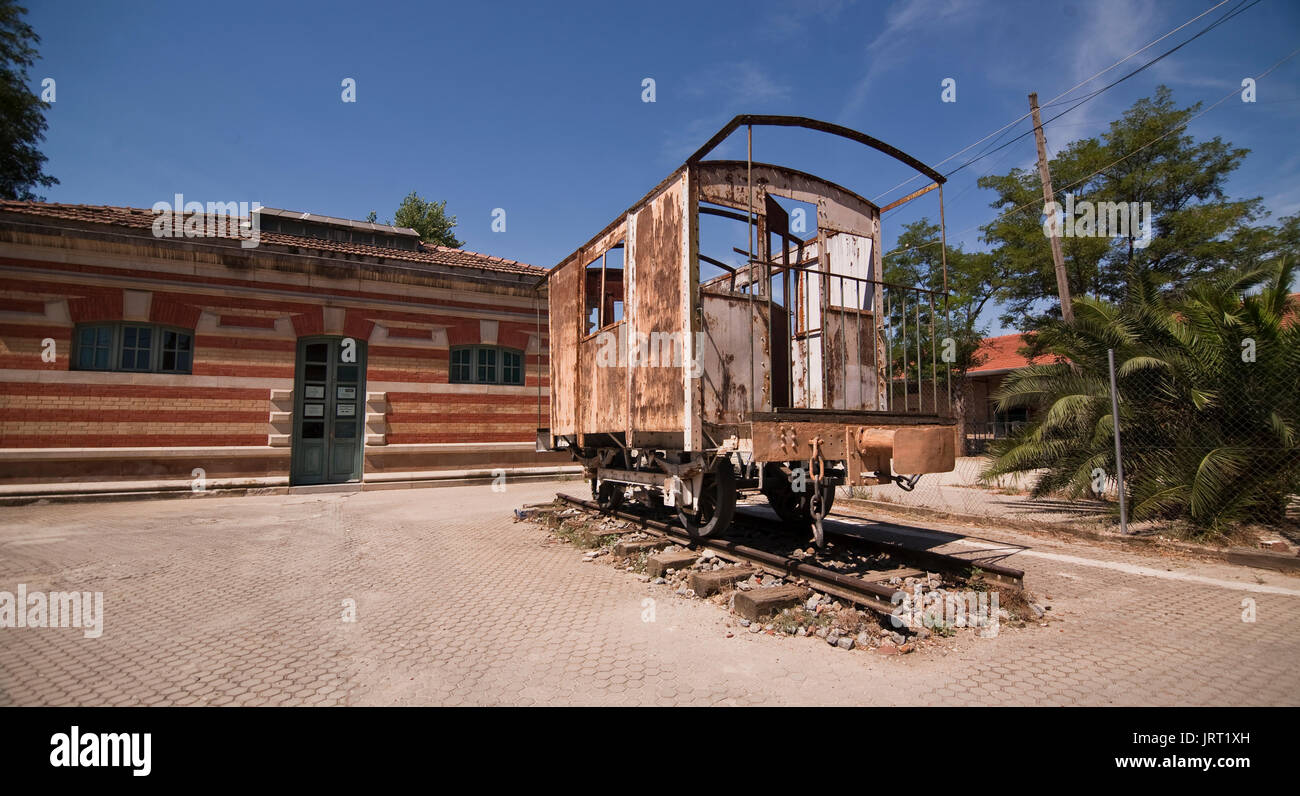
[553,492,1026,618]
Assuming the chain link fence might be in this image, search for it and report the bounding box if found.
[844,348,1300,546]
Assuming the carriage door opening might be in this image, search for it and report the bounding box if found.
[291,336,367,485]
[764,195,792,408]
[766,194,819,410]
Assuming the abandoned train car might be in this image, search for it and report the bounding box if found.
[539,116,956,545]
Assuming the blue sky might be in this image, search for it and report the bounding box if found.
[24,0,1300,333]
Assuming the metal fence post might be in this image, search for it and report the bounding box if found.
[1108,348,1129,534]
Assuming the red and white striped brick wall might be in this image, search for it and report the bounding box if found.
[0,230,563,492]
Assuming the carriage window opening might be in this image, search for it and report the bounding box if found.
[603,244,625,326]
[584,255,603,335]
[698,202,751,293]
[582,242,626,335]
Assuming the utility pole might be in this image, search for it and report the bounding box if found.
[1029,92,1073,324]
[1107,349,1128,534]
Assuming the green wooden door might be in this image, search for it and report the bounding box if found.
[291,336,366,485]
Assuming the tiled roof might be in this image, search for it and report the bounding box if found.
[969,333,1044,375]
[0,201,542,276]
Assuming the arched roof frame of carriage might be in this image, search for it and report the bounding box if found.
[539,115,948,287]
[688,115,949,282]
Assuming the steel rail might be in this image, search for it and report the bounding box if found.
[553,493,1025,615]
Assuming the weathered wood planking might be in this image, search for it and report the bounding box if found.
[548,260,581,435]
[628,174,687,433]
[700,291,770,425]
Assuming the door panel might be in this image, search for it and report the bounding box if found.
[292,336,367,485]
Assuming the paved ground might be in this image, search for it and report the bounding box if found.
[1,479,1297,706]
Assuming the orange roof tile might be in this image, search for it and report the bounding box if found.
[969,333,1043,375]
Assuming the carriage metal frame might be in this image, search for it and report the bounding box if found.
[537,116,957,545]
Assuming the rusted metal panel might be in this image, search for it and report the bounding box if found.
[579,333,596,432]
[548,259,581,435]
[751,421,849,462]
[684,169,702,452]
[750,420,954,474]
[592,327,628,433]
[823,231,876,411]
[825,232,873,304]
[699,291,770,425]
[628,174,687,433]
[845,427,893,486]
[563,218,629,438]
[893,425,956,474]
[795,257,825,410]
[696,162,876,238]
[879,180,939,213]
[823,309,877,411]
[624,211,637,440]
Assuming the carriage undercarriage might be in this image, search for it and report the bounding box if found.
[560,409,954,547]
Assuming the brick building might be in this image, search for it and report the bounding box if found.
[0,201,568,496]
[965,333,1038,432]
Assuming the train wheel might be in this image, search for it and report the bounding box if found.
[761,462,835,544]
[593,479,624,510]
[761,463,836,522]
[677,462,736,539]
[761,468,804,524]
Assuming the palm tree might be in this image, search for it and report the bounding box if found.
[983,258,1299,537]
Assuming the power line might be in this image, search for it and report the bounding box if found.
[881,45,1300,261]
[942,0,1262,179]
[871,0,1236,203]
[881,0,1258,223]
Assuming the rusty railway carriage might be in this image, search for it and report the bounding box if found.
[539,116,957,546]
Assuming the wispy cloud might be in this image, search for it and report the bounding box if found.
[1047,0,1164,137]
[755,0,854,39]
[838,0,982,120]
[681,60,792,105]
[661,60,793,164]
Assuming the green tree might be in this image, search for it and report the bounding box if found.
[978,86,1298,334]
[885,219,1008,452]
[983,258,1300,537]
[392,191,463,248]
[0,0,57,200]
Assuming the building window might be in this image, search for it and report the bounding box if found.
[450,347,472,383]
[476,347,497,383]
[76,325,113,370]
[72,322,194,374]
[120,325,153,371]
[502,349,522,385]
[450,345,524,385]
[161,329,193,373]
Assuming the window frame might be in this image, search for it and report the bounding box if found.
[71,322,195,374]
[581,241,626,339]
[448,345,525,386]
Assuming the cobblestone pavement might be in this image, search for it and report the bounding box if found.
[1,480,1297,706]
